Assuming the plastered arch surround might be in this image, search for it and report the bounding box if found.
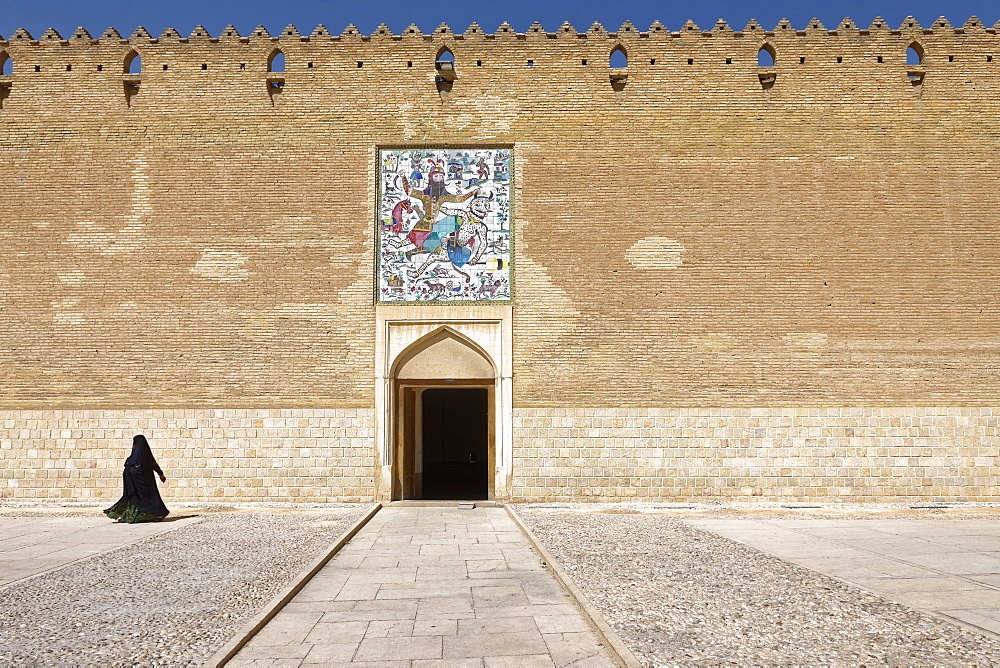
[375,305,514,501]
[393,327,497,380]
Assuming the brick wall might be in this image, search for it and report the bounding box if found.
[2,18,999,501]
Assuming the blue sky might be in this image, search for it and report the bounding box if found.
[1,1,997,38]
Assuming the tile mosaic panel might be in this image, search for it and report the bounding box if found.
[377,147,512,303]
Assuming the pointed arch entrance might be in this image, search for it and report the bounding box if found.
[392,328,495,500]
[375,307,513,502]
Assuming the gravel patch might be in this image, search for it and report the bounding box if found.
[0,507,368,666]
[518,507,1000,666]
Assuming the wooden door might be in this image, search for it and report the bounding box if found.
[400,386,417,499]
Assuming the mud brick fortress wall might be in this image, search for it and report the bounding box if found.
[2,16,1000,503]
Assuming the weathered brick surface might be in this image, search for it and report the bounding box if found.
[1,19,999,501]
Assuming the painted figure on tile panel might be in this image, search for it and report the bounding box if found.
[378,147,512,303]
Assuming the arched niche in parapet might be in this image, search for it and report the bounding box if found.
[267,50,286,105]
[609,45,628,68]
[757,43,776,67]
[435,46,455,66]
[268,49,285,72]
[124,50,141,74]
[609,44,628,91]
[122,51,141,108]
[435,46,456,99]
[392,326,496,381]
[0,52,11,109]
[906,42,926,86]
[757,43,777,90]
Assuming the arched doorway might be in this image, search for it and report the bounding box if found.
[391,327,496,500]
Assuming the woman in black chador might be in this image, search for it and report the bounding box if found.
[104,435,169,523]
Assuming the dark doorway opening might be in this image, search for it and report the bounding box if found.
[421,387,488,500]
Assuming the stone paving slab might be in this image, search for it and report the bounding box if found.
[230,507,617,667]
[0,512,188,586]
[689,517,1000,639]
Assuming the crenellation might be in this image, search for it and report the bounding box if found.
[932,16,954,31]
[805,18,827,34]
[495,22,516,38]
[308,24,331,40]
[129,26,152,42]
[218,25,242,42]
[11,16,980,45]
[279,24,302,40]
[964,16,987,33]
[97,27,122,43]
[401,23,422,38]
[553,21,574,37]
[836,17,859,34]
[868,16,892,33]
[587,22,607,38]
[525,22,547,41]
[159,27,183,43]
[711,20,733,36]
[70,27,93,43]
[39,28,65,45]
[188,25,212,41]
[774,18,795,35]
[679,19,702,37]
[618,20,638,35]
[7,18,999,49]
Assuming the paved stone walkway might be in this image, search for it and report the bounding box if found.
[230,506,616,667]
[0,512,186,586]
[690,516,1000,638]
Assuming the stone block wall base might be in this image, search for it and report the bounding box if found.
[512,407,1000,502]
[4,406,999,503]
[0,408,377,503]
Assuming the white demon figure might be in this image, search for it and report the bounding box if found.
[413,190,495,281]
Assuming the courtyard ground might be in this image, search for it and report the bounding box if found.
[519,504,1000,665]
[0,506,368,665]
[3,503,1000,665]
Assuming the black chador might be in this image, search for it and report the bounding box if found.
[104,435,169,523]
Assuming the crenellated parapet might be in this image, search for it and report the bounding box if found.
[0,16,997,45]
[0,16,997,112]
